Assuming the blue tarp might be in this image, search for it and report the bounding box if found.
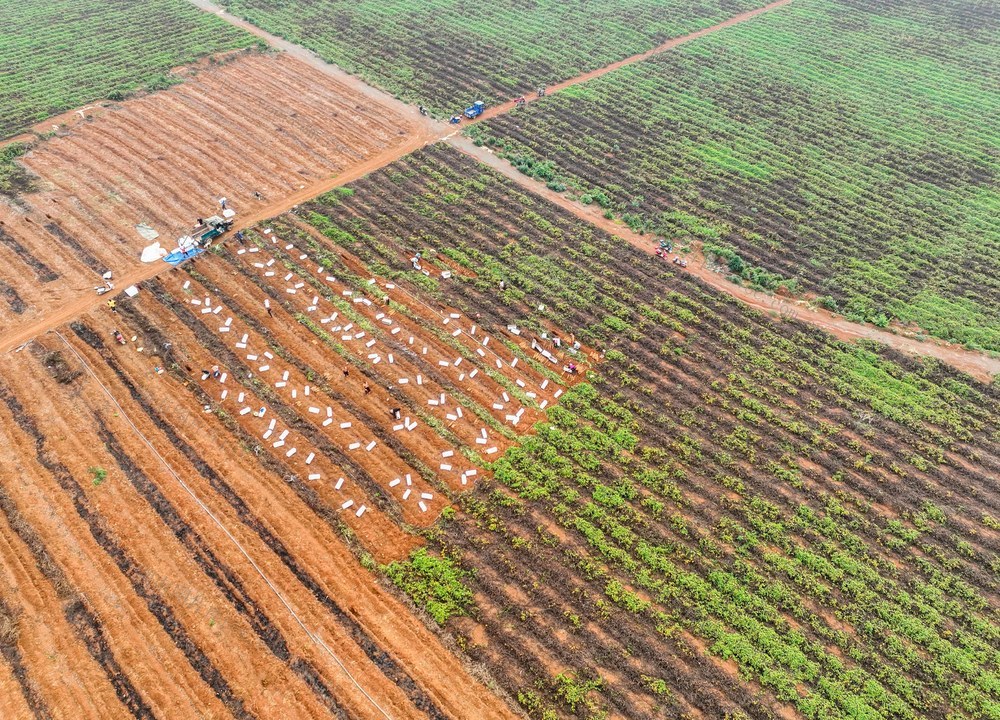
[163,246,205,266]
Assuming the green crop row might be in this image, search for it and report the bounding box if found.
[0,0,256,138]
[471,0,1000,350]
[220,0,770,114]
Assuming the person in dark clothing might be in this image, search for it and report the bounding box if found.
[390,407,401,420]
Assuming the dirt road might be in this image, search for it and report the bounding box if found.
[467,0,796,124]
[5,0,996,382]
[448,135,1000,383]
[3,0,786,353]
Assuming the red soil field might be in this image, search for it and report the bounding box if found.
[0,51,421,337]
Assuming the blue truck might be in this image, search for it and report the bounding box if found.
[463,101,485,119]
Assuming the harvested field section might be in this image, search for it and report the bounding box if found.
[0,51,415,332]
[295,145,1000,718]
[0,313,521,718]
[0,374,236,719]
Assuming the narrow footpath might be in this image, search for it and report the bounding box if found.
[5,0,996,382]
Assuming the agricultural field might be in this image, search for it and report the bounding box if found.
[0,164,581,715]
[469,0,1000,351]
[0,0,258,139]
[292,145,999,719]
[219,0,773,113]
[0,139,998,718]
[2,0,999,716]
[0,52,420,335]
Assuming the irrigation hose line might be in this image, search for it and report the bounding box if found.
[53,331,395,720]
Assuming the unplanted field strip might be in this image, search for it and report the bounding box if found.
[53,331,397,720]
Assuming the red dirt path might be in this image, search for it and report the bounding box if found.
[448,136,1000,383]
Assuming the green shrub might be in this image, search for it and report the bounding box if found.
[384,548,474,624]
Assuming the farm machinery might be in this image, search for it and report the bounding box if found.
[157,215,235,267]
[449,100,487,124]
[192,215,234,246]
[464,101,486,119]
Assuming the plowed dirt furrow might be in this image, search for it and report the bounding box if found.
[0,519,123,719]
[0,379,256,720]
[0,651,37,720]
[92,419,351,720]
[60,322,508,716]
[60,123,197,210]
[0,593,53,720]
[63,316,517,719]
[0,476,161,718]
[62,323,435,719]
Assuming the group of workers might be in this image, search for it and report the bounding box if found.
[653,239,689,267]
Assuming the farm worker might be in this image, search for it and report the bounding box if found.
[220,197,227,210]
[257,406,266,418]
[342,366,350,378]
[419,105,427,116]
[264,298,273,317]
[363,381,371,395]
[201,369,210,380]
[390,407,402,420]
[107,299,117,313]
[253,191,263,200]
[212,365,221,379]
[499,280,506,291]
[235,230,245,244]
